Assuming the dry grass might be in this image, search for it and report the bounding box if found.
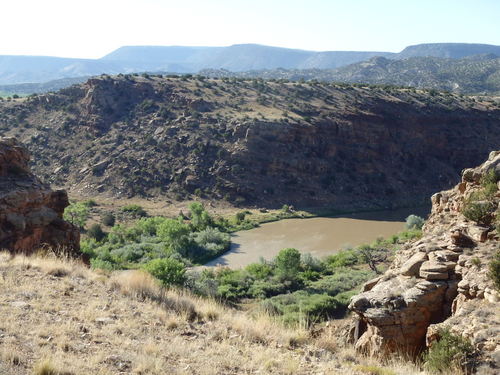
[0,252,428,375]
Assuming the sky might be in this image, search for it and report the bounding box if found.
[2,0,499,59]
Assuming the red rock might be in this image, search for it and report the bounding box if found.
[0,138,80,255]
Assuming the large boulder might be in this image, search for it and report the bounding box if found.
[348,151,500,371]
[0,137,80,255]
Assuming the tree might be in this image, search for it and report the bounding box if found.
[63,202,89,229]
[357,245,387,274]
[275,248,301,280]
[189,202,212,230]
[157,219,192,256]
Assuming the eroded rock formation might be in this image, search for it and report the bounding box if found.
[349,151,500,372]
[0,137,80,254]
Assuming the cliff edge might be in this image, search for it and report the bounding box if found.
[349,151,500,372]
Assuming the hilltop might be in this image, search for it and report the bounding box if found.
[202,54,500,95]
[1,75,499,210]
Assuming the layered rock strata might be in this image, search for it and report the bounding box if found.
[0,137,80,254]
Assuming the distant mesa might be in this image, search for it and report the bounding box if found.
[0,42,498,86]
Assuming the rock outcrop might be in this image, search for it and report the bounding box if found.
[0,137,80,254]
[349,151,500,372]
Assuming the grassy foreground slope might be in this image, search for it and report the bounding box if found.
[0,252,425,375]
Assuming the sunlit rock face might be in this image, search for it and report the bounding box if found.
[0,137,80,254]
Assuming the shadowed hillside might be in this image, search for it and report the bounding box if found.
[1,75,499,210]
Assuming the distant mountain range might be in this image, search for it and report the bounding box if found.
[0,43,499,86]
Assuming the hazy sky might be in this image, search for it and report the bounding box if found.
[2,0,499,58]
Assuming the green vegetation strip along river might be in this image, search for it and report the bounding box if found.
[205,207,429,268]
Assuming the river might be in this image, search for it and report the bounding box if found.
[204,207,429,268]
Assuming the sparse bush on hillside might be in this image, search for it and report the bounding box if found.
[261,291,342,327]
[423,328,474,373]
[462,194,496,225]
[489,250,500,291]
[463,169,499,225]
[121,204,147,218]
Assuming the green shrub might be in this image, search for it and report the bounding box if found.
[405,214,425,230]
[190,227,230,261]
[245,262,273,280]
[325,249,359,268]
[87,224,106,242]
[102,212,115,226]
[82,199,97,207]
[489,251,500,291]
[215,269,253,300]
[121,204,147,217]
[306,269,375,296]
[462,196,495,225]
[301,253,324,272]
[248,279,287,298]
[63,202,89,229]
[423,328,474,373]
[143,258,186,286]
[90,258,116,271]
[262,291,341,326]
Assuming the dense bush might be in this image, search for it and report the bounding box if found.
[324,249,359,269]
[143,258,186,286]
[102,212,115,226]
[85,204,230,270]
[87,224,106,242]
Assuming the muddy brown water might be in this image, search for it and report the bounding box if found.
[204,207,429,268]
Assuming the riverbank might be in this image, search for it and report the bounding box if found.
[205,207,427,268]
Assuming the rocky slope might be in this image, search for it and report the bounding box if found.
[0,137,79,254]
[349,152,500,373]
[1,75,499,209]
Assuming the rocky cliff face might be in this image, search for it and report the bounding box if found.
[1,76,499,209]
[349,151,500,372]
[0,137,80,254]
